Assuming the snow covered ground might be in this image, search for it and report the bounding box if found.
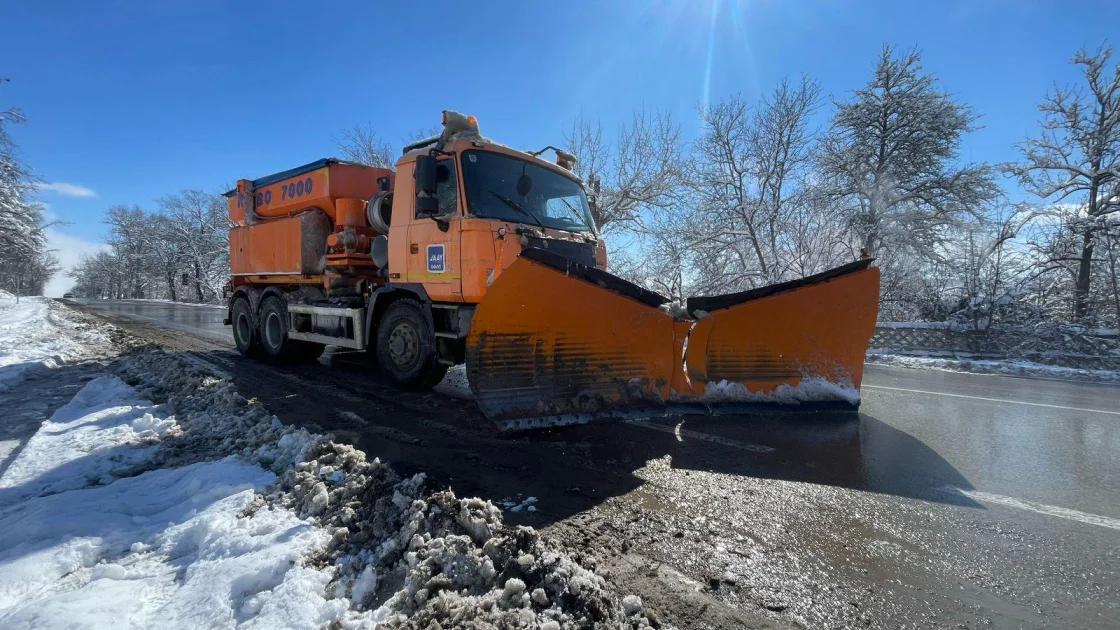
[0,298,650,629]
[0,290,109,392]
[866,352,1120,383]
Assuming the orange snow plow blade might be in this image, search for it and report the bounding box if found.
[683,261,881,399]
[466,248,879,431]
[466,249,685,431]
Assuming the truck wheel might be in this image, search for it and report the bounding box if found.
[231,297,261,357]
[375,299,448,390]
[259,295,323,362]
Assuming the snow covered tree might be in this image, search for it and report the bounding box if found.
[821,46,998,258]
[1009,44,1120,320]
[336,125,441,169]
[336,123,395,168]
[565,110,685,234]
[70,251,119,299]
[689,78,825,289]
[0,107,57,298]
[103,205,152,299]
[145,213,184,301]
[158,190,230,301]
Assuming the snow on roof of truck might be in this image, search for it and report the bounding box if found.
[221,158,370,197]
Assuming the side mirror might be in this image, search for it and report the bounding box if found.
[414,155,437,196]
[416,196,440,217]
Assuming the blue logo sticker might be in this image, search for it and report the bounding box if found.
[426,244,445,273]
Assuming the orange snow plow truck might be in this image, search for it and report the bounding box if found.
[224,112,880,430]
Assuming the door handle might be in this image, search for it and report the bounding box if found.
[410,244,419,254]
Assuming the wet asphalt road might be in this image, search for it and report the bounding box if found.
[70,298,1120,628]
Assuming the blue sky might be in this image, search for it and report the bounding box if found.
[2,0,1115,294]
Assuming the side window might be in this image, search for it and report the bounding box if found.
[419,160,457,218]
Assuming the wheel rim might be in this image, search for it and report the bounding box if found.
[387,319,420,370]
[264,311,283,349]
[235,311,252,346]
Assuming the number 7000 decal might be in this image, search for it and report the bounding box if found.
[236,176,315,208]
[280,177,314,200]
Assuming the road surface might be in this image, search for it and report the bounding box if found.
[70,298,1120,629]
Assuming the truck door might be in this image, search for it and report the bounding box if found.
[405,157,462,301]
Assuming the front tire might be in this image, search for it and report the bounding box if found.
[375,299,447,390]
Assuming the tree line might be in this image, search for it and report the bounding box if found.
[334,44,1117,333]
[564,44,1119,334]
[71,191,229,301]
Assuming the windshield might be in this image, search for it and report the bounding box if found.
[460,150,596,233]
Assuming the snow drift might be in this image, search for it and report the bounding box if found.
[0,334,651,628]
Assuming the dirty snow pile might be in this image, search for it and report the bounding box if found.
[701,376,861,405]
[0,291,108,391]
[866,352,1120,383]
[0,339,651,628]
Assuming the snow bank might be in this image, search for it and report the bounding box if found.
[867,353,1120,383]
[114,348,651,628]
[0,289,652,630]
[0,295,109,391]
[0,377,341,629]
[701,376,861,405]
[257,422,648,629]
[0,375,171,508]
[875,320,952,330]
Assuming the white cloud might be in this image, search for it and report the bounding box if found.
[43,228,109,297]
[38,181,99,198]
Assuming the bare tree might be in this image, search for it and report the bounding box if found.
[565,110,684,233]
[145,213,183,301]
[103,206,152,298]
[336,124,442,169]
[690,78,823,289]
[159,190,230,301]
[821,46,998,258]
[336,123,395,168]
[1009,44,1120,319]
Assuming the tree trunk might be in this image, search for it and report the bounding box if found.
[193,261,205,301]
[167,271,177,302]
[1074,231,1094,320]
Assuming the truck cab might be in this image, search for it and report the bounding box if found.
[390,136,607,305]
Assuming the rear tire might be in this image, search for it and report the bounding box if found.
[231,297,260,357]
[375,299,448,390]
[259,295,324,362]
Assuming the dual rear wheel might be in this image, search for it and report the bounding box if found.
[231,296,324,362]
